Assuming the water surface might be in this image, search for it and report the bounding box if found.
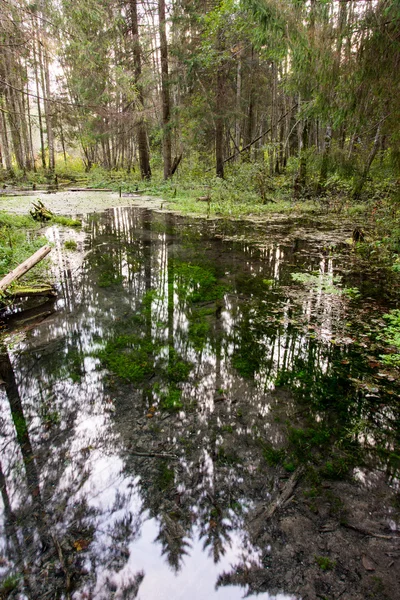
[0,207,399,600]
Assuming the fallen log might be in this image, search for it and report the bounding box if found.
[263,466,304,520]
[0,246,52,293]
[10,284,57,298]
[31,199,53,221]
[251,466,304,523]
[67,187,114,192]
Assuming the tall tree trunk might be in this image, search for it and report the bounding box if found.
[38,31,55,173]
[215,71,224,178]
[317,124,332,193]
[235,56,242,160]
[159,0,172,179]
[32,30,46,169]
[0,100,13,173]
[130,0,151,180]
[25,73,36,172]
[215,30,225,178]
[352,121,382,200]
[294,118,308,198]
[3,53,25,170]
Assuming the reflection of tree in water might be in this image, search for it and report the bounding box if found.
[104,209,398,596]
[0,344,144,598]
[1,207,398,599]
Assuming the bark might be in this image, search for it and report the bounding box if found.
[3,52,25,170]
[59,119,67,164]
[215,31,225,179]
[235,57,242,160]
[130,0,151,180]
[0,245,51,293]
[294,118,309,198]
[32,29,46,169]
[159,0,172,179]
[244,46,255,151]
[25,73,36,171]
[0,101,13,172]
[352,121,382,200]
[38,31,55,173]
[317,124,332,192]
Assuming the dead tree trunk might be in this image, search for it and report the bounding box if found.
[0,246,51,293]
[352,121,382,200]
[317,124,332,193]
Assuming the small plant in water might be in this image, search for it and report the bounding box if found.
[64,239,77,250]
[378,309,400,366]
[291,272,359,297]
[315,555,336,571]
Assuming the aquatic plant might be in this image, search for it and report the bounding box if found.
[291,271,359,297]
[64,239,77,250]
[314,555,336,571]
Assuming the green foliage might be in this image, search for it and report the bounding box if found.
[263,445,286,467]
[378,309,400,367]
[52,216,82,227]
[0,572,20,596]
[291,272,359,298]
[159,387,183,411]
[166,351,192,383]
[174,262,227,303]
[98,271,124,288]
[99,335,156,383]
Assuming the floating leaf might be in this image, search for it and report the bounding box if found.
[73,539,90,552]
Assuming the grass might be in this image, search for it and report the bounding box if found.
[0,211,49,287]
[64,239,77,250]
[51,215,81,227]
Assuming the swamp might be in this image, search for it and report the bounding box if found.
[0,192,399,599]
[1,0,400,598]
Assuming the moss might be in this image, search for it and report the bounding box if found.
[157,462,175,490]
[0,573,20,595]
[99,335,156,383]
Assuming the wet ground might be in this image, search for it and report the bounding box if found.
[0,190,163,216]
[0,201,399,600]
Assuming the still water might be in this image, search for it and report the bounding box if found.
[0,207,398,599]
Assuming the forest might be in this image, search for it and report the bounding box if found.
[0,0,399,207]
